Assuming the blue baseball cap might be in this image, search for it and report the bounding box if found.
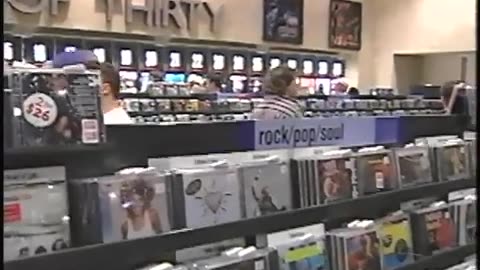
[53,50,98,68]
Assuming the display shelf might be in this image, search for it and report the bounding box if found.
[119,93,218,100]
[396,244,476,270]
[4,178,474,270]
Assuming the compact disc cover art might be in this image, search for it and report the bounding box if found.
[395,148,432,187]
[240,163,292,218]
[379,220,414,270]
[464,203,476,244]
[98,174,172,243]
[437,145,469,181]
[281,242,326,270]
[8,69,105,148]
[4,225,69,262]
[317,158,354,203]
[346,231,381,270]
[356,152,397,195]
[423,209,456,254]
[182,170,242,228]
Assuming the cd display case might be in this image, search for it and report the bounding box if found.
[392,146,433,188]
[238,160,292,218]
[377,215,414,270]
[3,166,69,261]
[317,151,356,204]
[69,169,174,246]
[432,140,470,182]
[355,148,398,195]
[4,68,105,149]
[171,166,243,229]
[410,205,456,256]
[450,199,476,246]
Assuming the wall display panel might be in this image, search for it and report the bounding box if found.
[263,0,304,44]
[250,54,266,76]
[328,0,362,51]
[317,58,331,78]
[229,51,249,93]
[331,59,345,78]
[55,38,84,54]
[285,56,299,72]
[4,35,23,62]
[187,48,209,75]
[86,41,112,64]
[114,42,138,70]
[23,37,54,65]
[268,54,285,70]
[210,50,228,75]
[165,47,186,72]
[140,45,162,71]
[300,57,316,77]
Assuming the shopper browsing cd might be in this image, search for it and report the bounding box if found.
[98,63,133,125]
[252,66,303,120]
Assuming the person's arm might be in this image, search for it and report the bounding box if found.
[149,209,162,233]
[121,221,128,240]
[445,83,464,114]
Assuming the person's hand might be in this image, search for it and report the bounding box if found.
[445,83,465,114]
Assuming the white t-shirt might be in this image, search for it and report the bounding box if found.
[103,107,134,125]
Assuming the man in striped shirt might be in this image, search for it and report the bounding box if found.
[252,66,303,120]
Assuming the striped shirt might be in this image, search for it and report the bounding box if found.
[252,95,303,120]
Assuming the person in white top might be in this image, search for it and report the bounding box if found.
[120,179,162,240]
[98,63,134,125]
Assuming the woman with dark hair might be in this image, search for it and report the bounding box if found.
[252,65,303,120]
[120,179,162,240]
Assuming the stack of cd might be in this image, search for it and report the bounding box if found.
[450,195,476,246]
[238,156,292,218]
[355,146,398,196]
[3,167,70,261]
[170,163,243,229]
[392,144,433,188]
[409,202,456,256]
[326,220,382,270]
[68,168,174,246]
[4,67,105,149]
[377,212,414,270]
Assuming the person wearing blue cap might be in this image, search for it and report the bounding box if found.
[53,50,133,125]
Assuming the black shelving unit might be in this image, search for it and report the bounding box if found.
[4,178,475,270]
[397,244,476,270]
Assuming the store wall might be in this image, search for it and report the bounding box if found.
[4,0,374,89]
[421,52,476,85]
[370,0,477,89]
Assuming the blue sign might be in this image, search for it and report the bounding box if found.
[254,117,377,150]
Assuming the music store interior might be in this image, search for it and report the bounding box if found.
[3,0,477,270]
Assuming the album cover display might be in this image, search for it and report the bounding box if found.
[410,206,456,256]
[3,166,69,261]
[275,237,326,270]
[345,230,381,270]
[451,200,476,246]
[5,68,105,148]
[239,162,292,218]
[263,0,304,44]
[317,155,355,203]
[290,159,321,208]
[69,171,173,245]
[378,218,414,270]
[355,150,398,195]
[434,143,470,181]
[393,147,433,188]
[172,168,242,229]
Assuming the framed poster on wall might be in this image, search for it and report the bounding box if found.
[263,0,304,44]
[328,0,362,51]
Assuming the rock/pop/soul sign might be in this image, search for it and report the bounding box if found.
[22,93,58,128]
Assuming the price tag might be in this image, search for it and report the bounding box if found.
[93,48,106,63]
[318,61,328,75]
[33,43,47,62]
[191,53,204,69]
[252,57,263,72]
[145,50,158,67]
[120,49,133,66]
[333,62,343,76]
[213,54,225,70]
[233,55,245,71]
[303,60,313,75]
[22,93,58,128]
[169,52,181,68]
[4,42,13,61]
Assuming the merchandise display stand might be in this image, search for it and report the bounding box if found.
[4,115,476,270]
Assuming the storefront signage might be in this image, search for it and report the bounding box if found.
[105,0,222,33]
[254,117,376,150]
[6,0,69,15]
[6,0,222,33]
